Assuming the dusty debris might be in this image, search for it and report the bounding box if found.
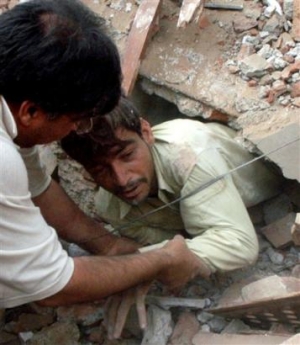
[1,1,300,344]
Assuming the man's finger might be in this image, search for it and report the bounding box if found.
[136,282,151,330]
[113,290,135,339]
[104,295,122,339]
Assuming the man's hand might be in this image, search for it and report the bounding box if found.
[104,282,152,339]
[103,236,142,256]
[159,235,211,293]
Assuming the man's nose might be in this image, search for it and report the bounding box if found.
[111,163,129,187]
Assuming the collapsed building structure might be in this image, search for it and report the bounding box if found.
[1,0,300,344]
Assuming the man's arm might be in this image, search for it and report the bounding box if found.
[179,150,259,273]
[33,179,140,255]
[37,235,202,307]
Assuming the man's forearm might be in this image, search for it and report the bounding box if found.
[33,179,139,255]
[38,248,171,307]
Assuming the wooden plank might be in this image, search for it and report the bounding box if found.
[177,0,205,28]
[121,0,161,96]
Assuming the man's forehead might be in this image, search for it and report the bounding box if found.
[97,138,135,158]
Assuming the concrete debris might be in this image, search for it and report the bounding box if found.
[1,1,300,345]
[141,305,173,345]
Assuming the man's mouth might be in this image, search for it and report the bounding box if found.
[119,185,140,200]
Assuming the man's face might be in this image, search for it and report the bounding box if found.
[12,100,92,147]
[88,120,157,205]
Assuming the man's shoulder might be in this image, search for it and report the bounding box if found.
[152,119,205,140]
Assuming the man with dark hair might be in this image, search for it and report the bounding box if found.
[62,96,281,280]
[0,0,200,317]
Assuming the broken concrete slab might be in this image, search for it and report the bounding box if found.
[192,332,291,345]
[260,212,296,248]
[252,123,300,182]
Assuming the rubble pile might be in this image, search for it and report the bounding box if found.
[1,186,300,344]
[1,0,300,344]
[226,0,300,108]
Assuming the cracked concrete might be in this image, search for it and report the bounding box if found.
[82,0,299,182]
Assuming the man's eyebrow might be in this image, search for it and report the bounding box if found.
[108,139,135,155]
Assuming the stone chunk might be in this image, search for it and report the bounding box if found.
[4,313,55,333]
[57,302,104,326]
[168,311,199,345]
[141,305,173,345]
[239,54,270,78]
[261,212,295,248]
[27,322,80,345]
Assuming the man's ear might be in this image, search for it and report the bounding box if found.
[140,118,154,145]
[17,101,44,127]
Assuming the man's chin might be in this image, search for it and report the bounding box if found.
[120,194,148,206]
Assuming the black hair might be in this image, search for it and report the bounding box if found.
[0,0,121,118]
[61,96,142,168]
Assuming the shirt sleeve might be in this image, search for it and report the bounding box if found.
[20,146,52,198]
[179,148,259,273]
[0,141,74,308]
